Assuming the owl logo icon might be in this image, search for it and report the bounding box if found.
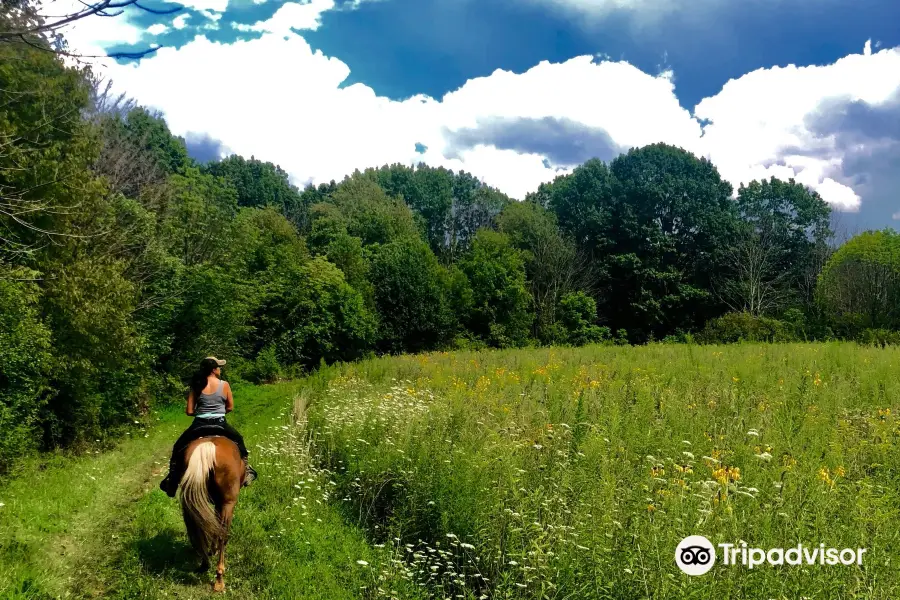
[675,535,716,575]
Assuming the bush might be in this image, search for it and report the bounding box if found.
[0,273,52,473]
[699,312,797,344]
[661,331,695,344]
[857,328,900,347]
[557,291,610,346]
[251,345,283,383]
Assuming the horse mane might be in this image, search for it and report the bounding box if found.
[179,441,224,557]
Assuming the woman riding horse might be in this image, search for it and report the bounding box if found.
[160,357,257,497]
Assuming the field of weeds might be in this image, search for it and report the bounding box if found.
[303,343,900,599]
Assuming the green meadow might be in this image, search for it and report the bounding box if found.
[2,343,899,599]
[306,342,900,599]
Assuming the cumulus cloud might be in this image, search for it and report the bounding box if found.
[445,117,623,166]
[242,0,337,33]
[695,44,900,212]
[802,90,900,225]
[180,0,229,12]
[66,9,900,217]
[147,23,169,35]
[184,132,229,163]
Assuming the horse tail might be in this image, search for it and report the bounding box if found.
[179,441,223,556]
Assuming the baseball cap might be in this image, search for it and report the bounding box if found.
[205,356,226,366]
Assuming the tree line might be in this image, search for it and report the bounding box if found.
[2,21,899,472]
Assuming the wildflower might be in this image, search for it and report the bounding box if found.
[746,429,760,437]
[357,560,369,566]
[713,466,741,485]
[647,504,656,513]
[817,467,834,486]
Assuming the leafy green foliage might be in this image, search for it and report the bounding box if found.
[366,164,511,260]
[204,155,305,216]
[368,237,456,353]
[113,107,191,175]
[498,200,586,342]
[698,311,797,343]
[459,230,533,348]
[263,257,376,370]
[0,270,52,472]
[817,229,900,333]
[541,145,740,341]
[556,291,609,346]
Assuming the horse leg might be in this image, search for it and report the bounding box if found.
[213,501,235,593]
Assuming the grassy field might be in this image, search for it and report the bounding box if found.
[0,382,420,600]
[2,343,900,599]
[304,343,900,599]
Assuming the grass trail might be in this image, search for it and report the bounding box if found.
[0,382,418,600]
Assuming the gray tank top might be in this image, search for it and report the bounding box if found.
[195,380,226,418]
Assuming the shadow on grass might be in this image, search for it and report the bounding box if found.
[131,529,208,585]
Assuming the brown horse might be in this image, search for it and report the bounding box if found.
[179,436,245,592]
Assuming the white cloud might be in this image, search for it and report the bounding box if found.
[243,0,336,33]
[173,13,191,29]
[73,18,900,213]
[182,0,229,12]
[147,23,169,35]
[54,0,143,57]
[197,9,224,22]
[695,40,900,211]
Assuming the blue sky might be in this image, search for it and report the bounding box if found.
[61,0,900,230]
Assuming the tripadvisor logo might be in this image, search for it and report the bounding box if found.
[675,536,716,575]
[675,536,867,576]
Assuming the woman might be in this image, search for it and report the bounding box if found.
[159,357,258,497]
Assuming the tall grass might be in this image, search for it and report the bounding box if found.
[305,343,900,599]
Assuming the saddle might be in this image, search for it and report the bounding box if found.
[175,422,230,454]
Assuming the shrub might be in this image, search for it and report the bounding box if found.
[699,311,797,344]
[251,345,283,383]
[857,328,900,347]
[0,272,52,473]
[557,291,610,346]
